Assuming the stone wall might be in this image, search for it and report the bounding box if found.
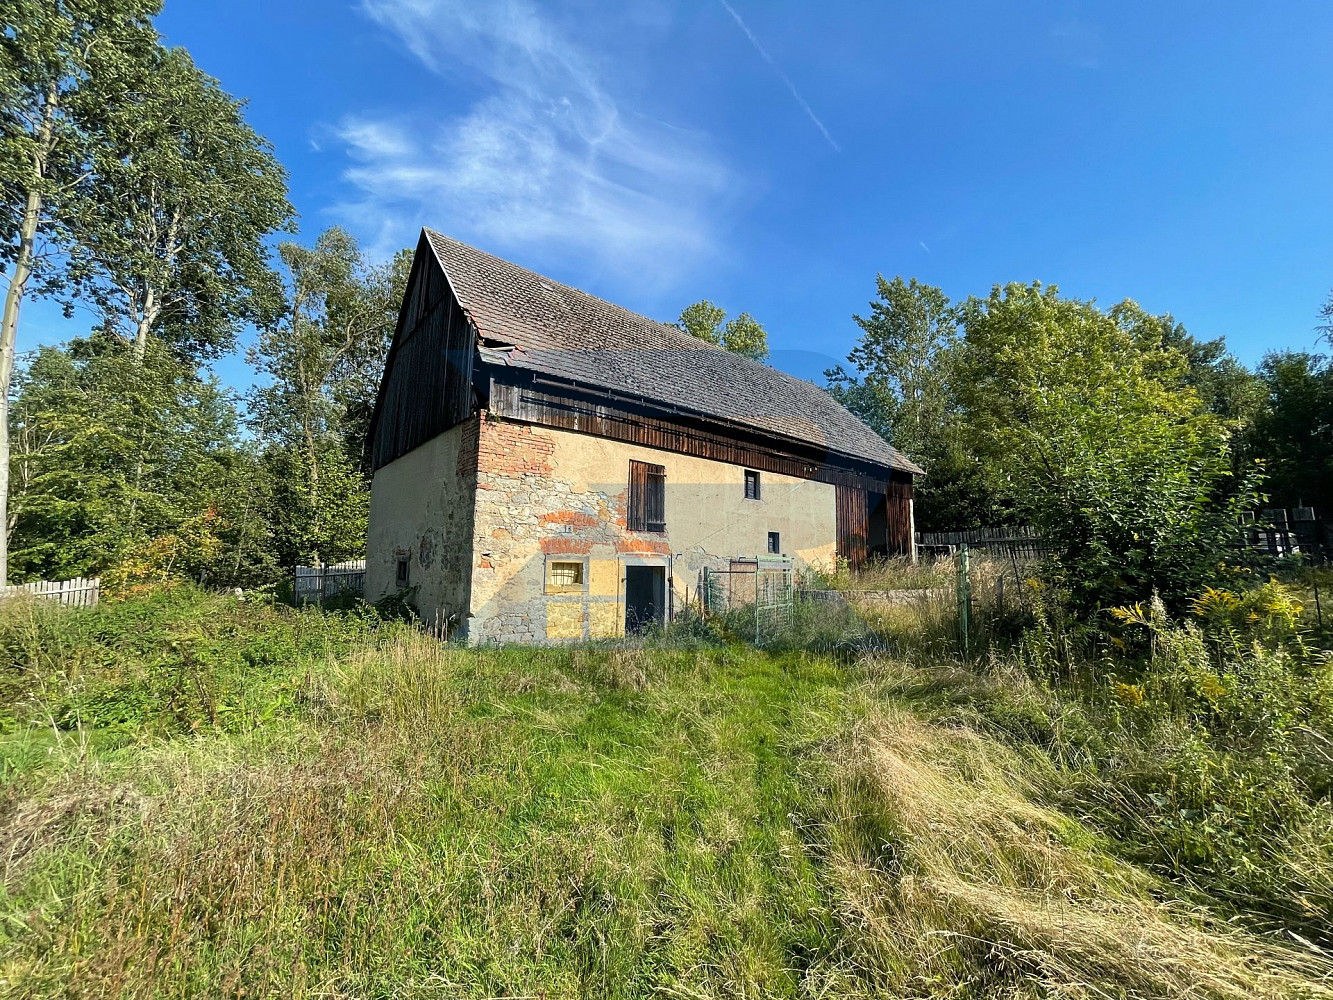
[465,414,838,645]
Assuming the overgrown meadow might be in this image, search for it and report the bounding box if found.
[3,563,1333,999]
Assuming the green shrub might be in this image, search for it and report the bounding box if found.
[0,584,399,738]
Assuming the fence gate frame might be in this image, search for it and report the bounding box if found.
[701,555,794,645]
[294,560,366,604]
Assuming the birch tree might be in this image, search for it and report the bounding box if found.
[65,44,291,364]
[248,227,409,565]
[0,0,159,584]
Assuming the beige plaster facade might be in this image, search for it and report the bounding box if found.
[366,412,837,644]
[365,420,478,633]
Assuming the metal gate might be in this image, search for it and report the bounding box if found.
[701,556,794,645]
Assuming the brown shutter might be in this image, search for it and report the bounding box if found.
[629,460,666,532]
[646,464,666,532]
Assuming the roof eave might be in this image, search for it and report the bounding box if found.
[479,355,920,478]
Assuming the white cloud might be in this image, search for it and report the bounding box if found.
[336,0,734,276]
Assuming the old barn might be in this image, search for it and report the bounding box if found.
[364,230,922,642]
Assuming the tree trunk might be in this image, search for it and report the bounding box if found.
[0,185,45,587]
[296,350,322,565]
[133,285,157,362]
[0,86,58,588]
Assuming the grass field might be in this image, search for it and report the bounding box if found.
[2,585,1332,998]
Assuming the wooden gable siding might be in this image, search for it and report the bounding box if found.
[487,373,915,501]
[370,235,477,470]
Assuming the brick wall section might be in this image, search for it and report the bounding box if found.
[455,413,480,480]
[470,415,579,643]
[475,411,554,479]
[468,415,672,644]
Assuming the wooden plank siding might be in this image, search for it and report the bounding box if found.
[370,234,478,470]
[836,486,869,567]
[487,374,915,502]
[836,486,913,568]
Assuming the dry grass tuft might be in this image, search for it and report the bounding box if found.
[1,782,150,880]
[825,707,1333,999]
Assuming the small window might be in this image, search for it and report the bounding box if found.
[395,556,410,587]
[628,460,666,532]
[744,469,761,500]
[547,560,585,593]
[767,531,781,554]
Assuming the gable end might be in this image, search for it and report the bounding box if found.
[370,232,479,470]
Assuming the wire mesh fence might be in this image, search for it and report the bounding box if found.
[701,556,795,645]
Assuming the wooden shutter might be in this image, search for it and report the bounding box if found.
[629,460,666,532]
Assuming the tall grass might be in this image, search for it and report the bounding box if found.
[2,585,1332,997]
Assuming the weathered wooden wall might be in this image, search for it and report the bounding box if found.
[836,486,870,567]
[488,374,914,500]
[836,483,913,567]
[371,237,477,470]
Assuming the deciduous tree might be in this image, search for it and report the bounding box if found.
[8,332,242,582]
[247,227,409,565]
[64,44,291,363]
[675,299,769,361]
[826,276,996,530]
[0,0,159,583]
[1248,351,1333,514]
[955,282,1249,609]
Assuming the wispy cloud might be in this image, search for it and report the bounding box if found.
[335,0,734,278]
[716,0,839,152]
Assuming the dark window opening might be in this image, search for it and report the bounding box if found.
[744,469,761,500]
[767,531,781,554]
[395,556,410,587]
[628,460,666,532]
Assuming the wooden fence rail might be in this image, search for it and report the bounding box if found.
[294,560,366,604]
[0,576,101,607]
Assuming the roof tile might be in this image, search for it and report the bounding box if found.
[424,229,922,475]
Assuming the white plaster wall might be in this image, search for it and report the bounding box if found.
[365,420,476,632]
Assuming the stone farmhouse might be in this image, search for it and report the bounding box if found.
[364,230,922,643]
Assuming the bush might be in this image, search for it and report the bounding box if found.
[0,583,398,737]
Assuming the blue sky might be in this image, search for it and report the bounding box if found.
[19,1,1333,389]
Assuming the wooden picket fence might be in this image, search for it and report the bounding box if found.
[294,560,366,604]
[0,575,101,608]
[916,525,1051,561]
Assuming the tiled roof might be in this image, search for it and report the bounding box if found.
[424,229,922,476]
